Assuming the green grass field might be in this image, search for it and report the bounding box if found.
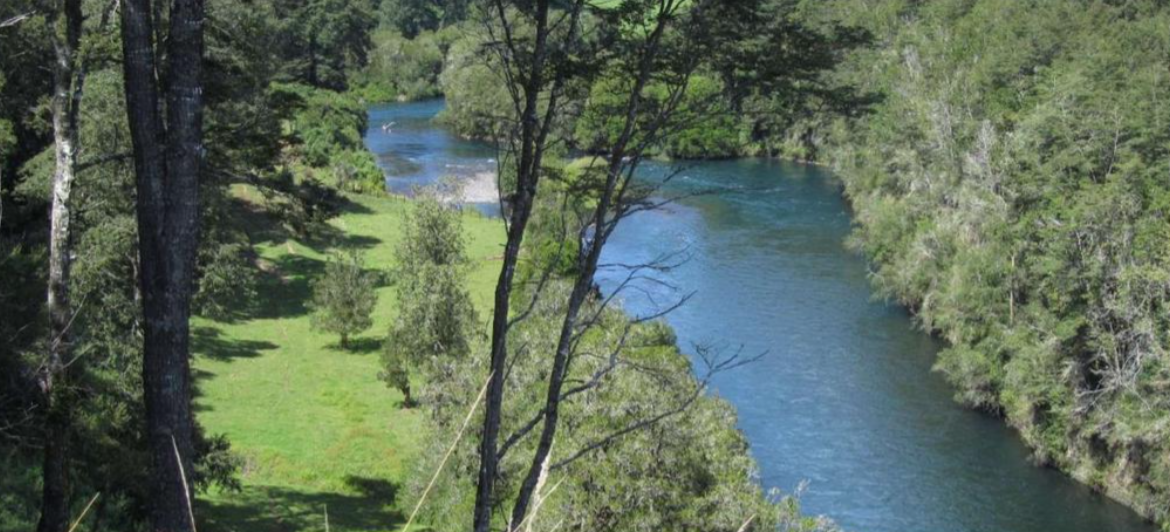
[194,189,503,531]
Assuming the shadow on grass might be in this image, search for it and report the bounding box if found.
[194,326,279,362]
[198,478,403,532]
[233,189,384,256]
[331,337,383,355]
[252,254,325,320]
[303,230,384,254]
[251,243,391,322]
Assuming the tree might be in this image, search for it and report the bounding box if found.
[274,0,377,89]
[118,0,206,529]
[37,1,118,529]
[378,0,468,37]
[0,77,11,231]
[471,2,589,529]
[502,0,730,522]
[380,192,477,407]
[459,0,845,527]
[38,1,84,530]
[379,348,412,405]
[309,250,378,348]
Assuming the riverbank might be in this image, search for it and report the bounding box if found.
[437,170,498,204]
[363,99,1158,532]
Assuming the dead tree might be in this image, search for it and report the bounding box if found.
[118,0,205,530]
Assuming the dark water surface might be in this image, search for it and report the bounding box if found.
[365,100,1156,532]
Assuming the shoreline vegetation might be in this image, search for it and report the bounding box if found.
[1,0,1166,530]
[358,1,1170,528]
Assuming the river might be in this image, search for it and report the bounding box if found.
[364,99,1156,532]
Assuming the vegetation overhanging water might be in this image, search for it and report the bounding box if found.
[366,98,1157,532]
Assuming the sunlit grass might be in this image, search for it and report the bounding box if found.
[194,189,504,531]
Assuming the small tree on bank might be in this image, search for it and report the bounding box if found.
[310,250,378,348]
[380,192,477,407]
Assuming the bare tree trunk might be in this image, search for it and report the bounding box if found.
[472,2,554,530]
[508,5,682,524]
[119,0,205,530]
[38,1,83,529]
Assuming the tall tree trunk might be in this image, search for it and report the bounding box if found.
[472,3,553,531]
[508,9,673,526]
[119,0,205,530]
[38,1,83,530]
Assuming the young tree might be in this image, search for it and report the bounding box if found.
[380,192,477,407]
[379,348,412,405]
[310,250,378,348]
[118,0,206,529]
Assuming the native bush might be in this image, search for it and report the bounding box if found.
[310,249,380,348]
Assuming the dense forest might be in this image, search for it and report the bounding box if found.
[815,1,1170,525]
[3,0,1169,531]
[0,0,843,531]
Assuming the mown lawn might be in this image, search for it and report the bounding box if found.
[194,189,503,531]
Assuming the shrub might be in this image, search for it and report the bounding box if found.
[309,250,379,348]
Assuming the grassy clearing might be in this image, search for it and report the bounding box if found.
[194,189,503,531]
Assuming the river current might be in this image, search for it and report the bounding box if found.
[365,99,1155,532]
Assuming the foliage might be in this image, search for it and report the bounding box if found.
[430,1,859,159]
[377,0,469,37]
[0,73,13,177]
[310,249,380,347]
[352,28,456,102]
[0,0,387,528]
[0,8,261,525]
[406,277,837,532]
[271,82,385,193]
[271,0,378,90]
[435,29,515,140]
[381,192,478,404]
[575,74,740,159]
[804,0,1170,523]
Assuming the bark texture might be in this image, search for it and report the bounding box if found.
[119,0,205,530]
[38,1,83,530]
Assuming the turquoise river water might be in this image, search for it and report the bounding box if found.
[364,100,1156,532]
